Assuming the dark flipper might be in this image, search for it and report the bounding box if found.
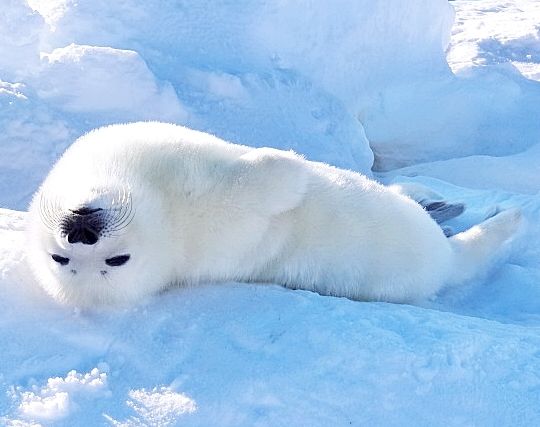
[390,181,465,228]
[421,201,465,225]
[441,226,455,237]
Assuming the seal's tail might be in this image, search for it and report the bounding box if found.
[448,208,522,285]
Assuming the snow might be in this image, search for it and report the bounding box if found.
[14,368,110,423]
[448,0,540,80]
[38,44,187,121]
[1,0,540,425]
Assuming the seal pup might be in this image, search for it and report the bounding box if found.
[26,122,521,307]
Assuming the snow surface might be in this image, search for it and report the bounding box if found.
[1,0,540,425]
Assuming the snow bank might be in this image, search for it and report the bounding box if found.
[37,44,187,122]
[0,81,73,209]
[365,66,540,170]
[1,0,460,209]
[5,0,536,178]
[2,0,540,209]
[376,1,540,185]
[384,143,540,195]
[448,0,540,80]
[0,0,43,78]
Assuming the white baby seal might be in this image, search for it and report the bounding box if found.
[26,122,521,307]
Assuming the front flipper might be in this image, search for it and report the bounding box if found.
[230,147,309,216]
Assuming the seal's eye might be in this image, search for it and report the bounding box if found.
[105,254,131,267]
[51,254,70,266]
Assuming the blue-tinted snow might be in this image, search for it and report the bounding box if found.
[1,0,540,425]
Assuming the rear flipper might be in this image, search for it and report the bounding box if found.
[422,201,465,225]
[448,208,522,285]
[441,226,454,238]
[389,182,465,225]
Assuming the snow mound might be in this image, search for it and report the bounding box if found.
[106,387,197,427]
[0,0,43,78]
[448,0,540,80]
[7,368,110,424]
[37,44,187,122]
[0,80,73,209]
[386,143,540,195]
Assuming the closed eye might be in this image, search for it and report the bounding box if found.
[51,254,70,266]
[105,254,131,267]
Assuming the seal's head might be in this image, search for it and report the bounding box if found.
[27,181,172,307]
[25,130,182,308]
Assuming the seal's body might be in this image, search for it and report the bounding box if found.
[27,122,521,307]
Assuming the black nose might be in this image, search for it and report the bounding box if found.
[61,206,104,245]
[67,227,99,245]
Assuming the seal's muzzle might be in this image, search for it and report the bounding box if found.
[61,206,104,245]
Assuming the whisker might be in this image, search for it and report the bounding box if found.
[108,193,134,233]
[51,195,64,230]
[108,211,136,236]
[40,193,61,231]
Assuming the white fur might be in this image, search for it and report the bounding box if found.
[26,122,522,307]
